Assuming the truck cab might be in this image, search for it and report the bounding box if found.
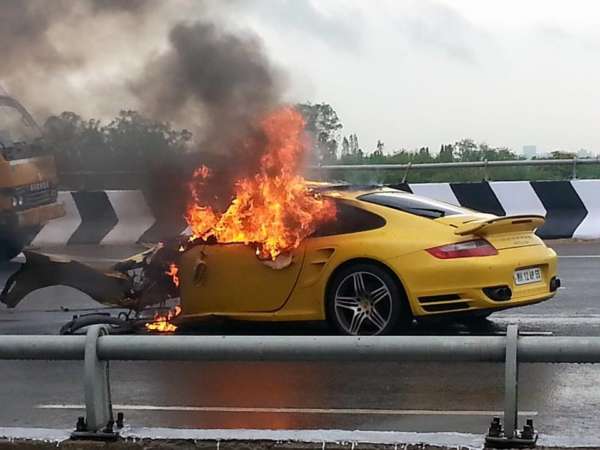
[0,95,65,261]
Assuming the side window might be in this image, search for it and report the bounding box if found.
[358,192,470,219]
[312,201,386,237]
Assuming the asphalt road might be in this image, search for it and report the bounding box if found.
[0,241,599,443]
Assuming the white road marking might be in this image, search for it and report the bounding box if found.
[3,426,600,448]
[36,404,537,416]
[494,315,600,325]
[0,427,488,448]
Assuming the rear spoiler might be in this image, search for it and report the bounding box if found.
[454,215,545,236]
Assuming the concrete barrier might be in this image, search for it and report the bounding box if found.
[30,192,81,247]
[402,180,599,240]
[571,180,600,240]
[25,181,600,247]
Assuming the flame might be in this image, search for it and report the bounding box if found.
[165,263,180,287]
[186,106,337,259]
[145,305,182,333]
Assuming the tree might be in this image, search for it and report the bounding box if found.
[373,140,384,156]
[341,136,350,158]
[417,146,431,162]
[43,110,191,175]
[349,134,362,158]
[455,138,479,161]
[296,102,343,163]
[438,144,454,162]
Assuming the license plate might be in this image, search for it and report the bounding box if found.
[514,267,542,285]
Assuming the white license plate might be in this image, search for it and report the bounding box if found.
[514,267,542,285]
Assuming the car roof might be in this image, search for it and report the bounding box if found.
[306,181,408,200]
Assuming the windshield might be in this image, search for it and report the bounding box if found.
[358,191,471,219]
[0,104,41,146]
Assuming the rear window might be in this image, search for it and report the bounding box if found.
[358,192,470,219]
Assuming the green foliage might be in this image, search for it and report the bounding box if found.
[296,102,342,163]
[44,110,191,175]
[45,103,599,189]
[323,138,599,184]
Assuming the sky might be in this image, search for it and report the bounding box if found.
[8,0,600,156]
[223,0,600,155]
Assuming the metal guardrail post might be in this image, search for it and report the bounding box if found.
[72,325,118,440]
[486,325,537,448]
[483,159,490,181]
[401,162,412,183]
[504,324,519,438]
[572,157,578,180]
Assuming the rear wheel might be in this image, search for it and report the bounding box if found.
[326,263,410,335]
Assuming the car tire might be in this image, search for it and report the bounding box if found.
[458,313,494,330]
[326,262,411,336]
[459,312,493,323]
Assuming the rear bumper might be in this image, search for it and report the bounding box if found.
[0,202,65,228]
[387,244,558,317]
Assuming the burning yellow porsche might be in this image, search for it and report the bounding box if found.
[1,185,559,336]
[0,106,559,335]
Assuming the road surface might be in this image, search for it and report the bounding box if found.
[0,241,598,443]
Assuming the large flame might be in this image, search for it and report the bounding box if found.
[185,106,337,260]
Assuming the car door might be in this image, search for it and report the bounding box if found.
[180,243,305,315]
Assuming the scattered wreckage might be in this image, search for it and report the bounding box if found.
[0,236,296,335]
[1,240,185,334]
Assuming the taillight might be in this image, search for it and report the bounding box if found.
[426,239,498,259]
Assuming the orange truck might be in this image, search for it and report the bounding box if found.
[0,94,64,261]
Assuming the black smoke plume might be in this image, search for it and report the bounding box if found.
[0,1,286,227]
[131,21,282,155]
[0,1,283,155]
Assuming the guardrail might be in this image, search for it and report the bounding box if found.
[3,325,600,447]
[56,158,600,189]
[310,158,600,182]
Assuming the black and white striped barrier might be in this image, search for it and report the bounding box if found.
[27,180,600,247]
[396,180,599,240]
[30,190,187,247]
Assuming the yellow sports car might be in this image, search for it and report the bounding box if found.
[175,185,559,335]
[2,185,559,336]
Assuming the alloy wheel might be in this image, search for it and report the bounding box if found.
[333,271,393,335]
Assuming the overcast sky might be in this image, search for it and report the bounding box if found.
[224,0,600,155]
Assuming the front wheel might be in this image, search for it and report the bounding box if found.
[326,263,410,336]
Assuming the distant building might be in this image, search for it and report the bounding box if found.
[522,145,537,159]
